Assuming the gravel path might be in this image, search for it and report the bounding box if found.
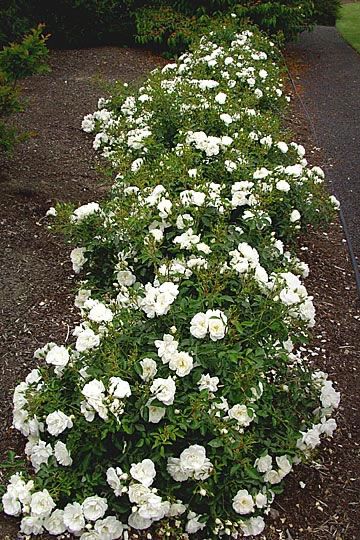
[288,25,360,270]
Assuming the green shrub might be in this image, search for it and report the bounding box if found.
[313,0,341,26]
[0,25,49,152]
[134,1,316,54]
[1,20,341,540]
[0,0,318,52]
[0,0,136,48]
[134,4,212,55]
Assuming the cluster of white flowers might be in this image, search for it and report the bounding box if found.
[2,475,124,539]
[190,309,227,341]
[81,377,131,422]
[139,281,179,318]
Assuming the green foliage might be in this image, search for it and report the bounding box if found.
[134,4,212,55]
[0,0,136,48]
[0,25,49,152]
[134,1,317,54]
[313,0,341,26]
[0,0,320,52]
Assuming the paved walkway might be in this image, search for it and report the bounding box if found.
[289,26,360,267]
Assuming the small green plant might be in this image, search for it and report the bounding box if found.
[0,24,49,152]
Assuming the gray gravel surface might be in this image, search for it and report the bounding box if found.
[288,26,360,268]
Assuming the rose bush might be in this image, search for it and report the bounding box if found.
[2,17,341,539]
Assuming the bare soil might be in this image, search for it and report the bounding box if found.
[0,44,359,540]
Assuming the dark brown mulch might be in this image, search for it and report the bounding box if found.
[0,43,359,540]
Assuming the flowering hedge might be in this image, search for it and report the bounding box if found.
[2,17,341,540]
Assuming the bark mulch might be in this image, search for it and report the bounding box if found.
[0,43,359,540]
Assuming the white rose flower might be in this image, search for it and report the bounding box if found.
[72,202,100,222]
[215,92,227,104]
[176,213,194,229]
[54,441,73,466]
[241,516,265,537]
[80,532,101,540]
[106,467,125,497]
[276,455,292,476]
[76,328,100,352]
[255,492,267,508]
[30,489,56,518]
[148,404,166,423]
[44,509,66,535]
[179,445,207,473]
[95,515,124,539]
[168,501,187,516]
[263,469,282,484]
[254,454,272,473]
[276,180,290,192]
[155,334,178,363]
[25,368,42,384]
[150,377,176,406]
[20,516,44,535]
[128,484,152,504]
[140,358,157,381]
[117,270,136,286]
[46,345,69,374]
[285,164,303,177]
[329,194,340,210]
[130,459,156,487]
[186,512,206,534]
[190,312,209,339]
[82,495,108,521]
[298,425,322,450]
[30,440,53,471]
[46,410,73,436]
[319,416,335,436]
[169,351,194,377]
[320,380,340,409]
[70,247,87,273]
[290,209,301,222]
[197,373,219,392]
[220,113,233,125]
[149,228,164,242]
[127,511,152,530]
[228,404,253,427]
[2,491,21,516]
[167,457,190,482]
[232,489,255,515]
[75,288,92,309]
[276,141,288,153]
[109,377,131,398]
[64,501,85,533]
[253,167,270,180]
[88,302,113,323]
[206,309,227,341]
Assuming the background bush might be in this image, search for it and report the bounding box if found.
[0,0,341,52]
[312,0,341,26]
[0,0,135,48]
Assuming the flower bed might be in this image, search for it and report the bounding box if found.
[2,17,341,540]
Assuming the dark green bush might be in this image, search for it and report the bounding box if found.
[0,25,49,152]
[0,0,136,48]
[134,1,317,53]
[312,0,341,26]
[1,0,331,53]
